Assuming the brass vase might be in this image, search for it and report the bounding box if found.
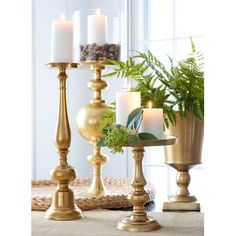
[163,111,204,211]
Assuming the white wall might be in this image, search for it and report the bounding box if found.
[32,0,128,179]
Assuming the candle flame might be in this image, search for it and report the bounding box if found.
[60,14,66,20]
[95,8,101,15]
[148,101,153,109]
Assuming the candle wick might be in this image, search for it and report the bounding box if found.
[96,8,101,15]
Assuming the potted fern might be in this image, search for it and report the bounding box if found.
[103,39,204,210]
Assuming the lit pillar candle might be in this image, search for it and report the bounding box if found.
[50,15,73,62]
[116,91,141,126]
[87,9,107,45]
[140,101,164,139]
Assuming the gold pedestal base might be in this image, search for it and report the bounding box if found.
[77,163,110,198]
[169,195,197,202]
[45,207,83,221]
[117,216,161,232]
[85,152,110,197]
[45,190,84,221]
[163,201,200,211]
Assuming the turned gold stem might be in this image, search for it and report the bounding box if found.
[45,63,83,221]
[77,62,109,197]
[129,147,149,221]
[87,140,108,195]
[169,169,197,203]
[117,146,161,232]
[56,66,70,168]
[92,65,104,102]
[176,171,190,196]
[88,65,107,103]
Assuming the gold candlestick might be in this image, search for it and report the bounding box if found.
[45,63,83,221]
[117,137,177,232]
[76,61,111,197]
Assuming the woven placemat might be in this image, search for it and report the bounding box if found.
[32,177,155,211]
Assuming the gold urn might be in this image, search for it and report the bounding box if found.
[163,111,204,211]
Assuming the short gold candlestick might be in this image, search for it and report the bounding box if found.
[77,61,111,197]
[45,63,83,221]
[117,137,177,232]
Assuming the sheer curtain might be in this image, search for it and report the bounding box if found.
[127,0,205,210]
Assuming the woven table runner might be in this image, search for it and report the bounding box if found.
[32,177,155,211]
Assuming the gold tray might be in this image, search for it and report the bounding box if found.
[32,177,155,211]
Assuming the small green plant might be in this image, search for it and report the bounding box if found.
[99,106,116,130]
[98,108,157,154]
[99,125,130,153]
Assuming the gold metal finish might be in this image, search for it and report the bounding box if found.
[163,202,200,211]
[118,137,177,232]
[47,62,79,69]
[76,61,110,197]
[77,60,112,66]
[163,112,204,211]
[45,63,83,221]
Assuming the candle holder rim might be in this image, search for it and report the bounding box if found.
[47,62,80,68]
[165,161,202,165]
[126,135,177,147]
[73,9,120,15]
[78,60,113,66]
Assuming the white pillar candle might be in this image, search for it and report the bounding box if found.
[116,91,141,126]
[87,9,107,45]
[140,102,164,139]
[50,15,73,62]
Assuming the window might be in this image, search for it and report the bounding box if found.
[128,0,205,210]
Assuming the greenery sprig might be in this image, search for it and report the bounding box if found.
[98,108,157,154]
[99,105,116,130]
[103,38,204,127]
[136,38,204,120]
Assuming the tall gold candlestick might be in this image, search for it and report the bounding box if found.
[117,137,177,232]
[45,63,83,221]
[77,61,111,197]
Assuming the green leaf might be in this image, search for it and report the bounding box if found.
[98,137,106,147]
[102,71,118,78]
[99,107,116,130]
[138,132,158,140]
[126,107,143,131]
[128,135,141,145]
[103,127,111,135]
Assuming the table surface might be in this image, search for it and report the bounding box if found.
[32,209,204,236]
